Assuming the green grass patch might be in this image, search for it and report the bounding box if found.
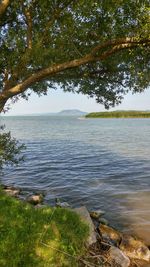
[0,188,89,267]
[85,110,150,118]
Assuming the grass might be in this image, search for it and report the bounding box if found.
[85,110,150,118]
[0,188,89,267]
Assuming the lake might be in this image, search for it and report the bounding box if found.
[0,115,150,244]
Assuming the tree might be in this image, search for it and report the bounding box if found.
[0,126,25,170]
[0,0,149,112]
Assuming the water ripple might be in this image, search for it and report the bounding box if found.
[0,116,150,243]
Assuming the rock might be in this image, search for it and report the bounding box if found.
[131,259,150,267]
[27,194,43,205]
[74,206,97,246]
[4,187,20,197]
[99,224,122,246]
[99,217,109,225]
[55,198,70,208]
[90,210,105,220]
[108,246,130,267]
[120,235,150,262]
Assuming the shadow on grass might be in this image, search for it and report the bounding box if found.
[0,189,89,267]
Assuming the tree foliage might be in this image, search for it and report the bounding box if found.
[0,125,25,169]
[0,0,149,111]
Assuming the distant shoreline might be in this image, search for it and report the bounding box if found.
[85,111,150,118]
[0,109,87,117]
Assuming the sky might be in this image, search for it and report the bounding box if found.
[3,86,150,115]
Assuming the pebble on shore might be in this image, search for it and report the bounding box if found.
[27,194,44,205]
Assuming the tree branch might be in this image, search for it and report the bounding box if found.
[0,0,10,18]
[95,43,140,61]
[3,69,9,90]
[7,0,74,84]
[39,0,74,45]
[24,7,32,49]
[90,37,150,56]
[0,97,7,112]
[0,37,149,112]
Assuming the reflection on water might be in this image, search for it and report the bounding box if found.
[0,116,150,244]
[124,192,150,245]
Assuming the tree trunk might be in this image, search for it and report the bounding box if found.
[0,0,10,17]
[0,97,7,113]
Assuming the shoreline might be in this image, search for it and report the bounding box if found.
[1,184,150,267]
[85,111,150,119]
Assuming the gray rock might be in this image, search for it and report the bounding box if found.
[109,246,130,267]
[99,217,109,225]
[120,235,150,262]
[55,198,70,208]
[74,206,97,246]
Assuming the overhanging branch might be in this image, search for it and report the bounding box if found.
[0,37,150,112]
[91,38,150,56]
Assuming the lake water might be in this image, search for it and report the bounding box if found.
[0,116,150,244]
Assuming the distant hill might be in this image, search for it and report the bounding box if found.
[86,110,150,118]
[2,109,87,117]
[58,109,87,116]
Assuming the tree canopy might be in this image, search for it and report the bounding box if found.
[0,0,150,111]
[0,125,25,169]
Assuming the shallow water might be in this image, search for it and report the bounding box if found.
[0,116,150,244]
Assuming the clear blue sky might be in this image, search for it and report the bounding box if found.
[4,86,150,115]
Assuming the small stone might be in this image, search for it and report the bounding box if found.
[4,188,20,197]
[55,198,70,208]
[74,206,97,246]
[90,210,105,220]
[99,217,109,225]
[108,246,130,267]
[99,224,122,246]
[27,194,43,205]
[120,235,150,262]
